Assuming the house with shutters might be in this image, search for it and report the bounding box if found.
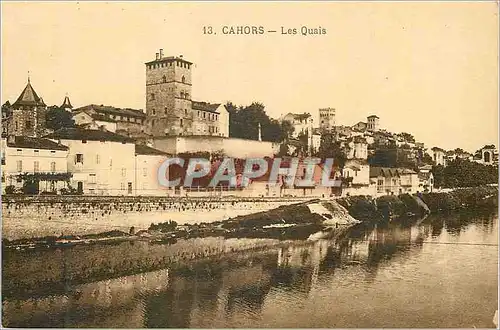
[369,167,419,197]
[1,135,69,194]
[45,127,136,195]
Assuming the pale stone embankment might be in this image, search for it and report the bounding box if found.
[1,196,311,240]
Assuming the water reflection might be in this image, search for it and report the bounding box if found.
[3,210,498,328]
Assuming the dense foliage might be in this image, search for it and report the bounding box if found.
[226,102,291,143]
[432,159,498,188]
[45,106,75,131]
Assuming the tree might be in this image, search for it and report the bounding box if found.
[317,133,346,169]
[226,101,294,143]
[399,132,415,143]
[45,106,75,131]
[432,159,498,188]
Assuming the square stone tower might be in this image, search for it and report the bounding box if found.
[145,49,193,136]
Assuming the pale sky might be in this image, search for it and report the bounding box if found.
[2,1,498,152]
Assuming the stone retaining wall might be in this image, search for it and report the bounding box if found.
[1,196,309,240]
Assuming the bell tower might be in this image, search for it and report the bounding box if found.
[145,49,193,136]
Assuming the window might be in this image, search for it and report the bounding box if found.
[164,107,168,115]
[16,160,22,172]
[16,149,22,154]
[185,92,189,99]
[89,173,96,184]
[143,168,147,177]
[120,182,125,190]
[151,119,155,127]
[110,158,113,168]
[76,153,83,164]
[185,109,188,116]
[121,168,126,177]
[96,154,100,164]
[50,162,56,172]
[82,140,87,144]
[180,91,184,99]
[34,150,39,153]
[377,179,384,192]
[151,93,155,100]
[50,151,56,154]
[15,121,18,130]
[34,161,39,173]
[25,121,32,129]
[152,108,156,115]
[203,112,206,119]
[180,119,183,127]
[162,75,167,83]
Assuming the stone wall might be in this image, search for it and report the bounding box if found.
[146,135,277,158]
[1,196,305,240]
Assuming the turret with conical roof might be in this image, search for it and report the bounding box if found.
[7,77,48,137]
[12,78,46,108]
[61,95,73,111]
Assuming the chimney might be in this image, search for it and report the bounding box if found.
[156,53,159,60]
[159,49,164,59]
[179,54,183,58]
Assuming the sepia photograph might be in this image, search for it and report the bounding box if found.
[1,1,499,328]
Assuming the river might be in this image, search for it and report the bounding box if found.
[2,209,498,328]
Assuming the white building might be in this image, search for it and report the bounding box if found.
[45,128,136,195]
[281,112,313,138]
[1,136,69,194]
[72,110,118,132]
[342,159,373,196]
[431,147,447,166]
[369,167,419,197]
[345,136,368,160]
[134,144,171,196]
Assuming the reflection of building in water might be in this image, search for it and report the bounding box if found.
[2,269,170,328]
[274,240,330,292]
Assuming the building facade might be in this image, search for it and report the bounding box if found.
[1,136,69,194]
[72,104,146,137]
[144,49,229,137]
[45,128,136,195]
[367,115,380,131]
[431,147,447,166]
[319,108,335,132]
[281,112,313,138]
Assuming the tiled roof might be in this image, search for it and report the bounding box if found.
[7,136,68,151]
[370,167,416,178]
[44,127,135,143]
[74,104,146,118]
[12,81,46,107]
[192,101,221,113]
[418,172,433,180]
[135,144,171,156]
[145,55,193,66]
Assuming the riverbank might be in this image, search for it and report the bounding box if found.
[2,199,357,249]
[1,196,311,241]
[336,186,498,223]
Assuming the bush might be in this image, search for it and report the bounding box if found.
[4,185,16,194]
